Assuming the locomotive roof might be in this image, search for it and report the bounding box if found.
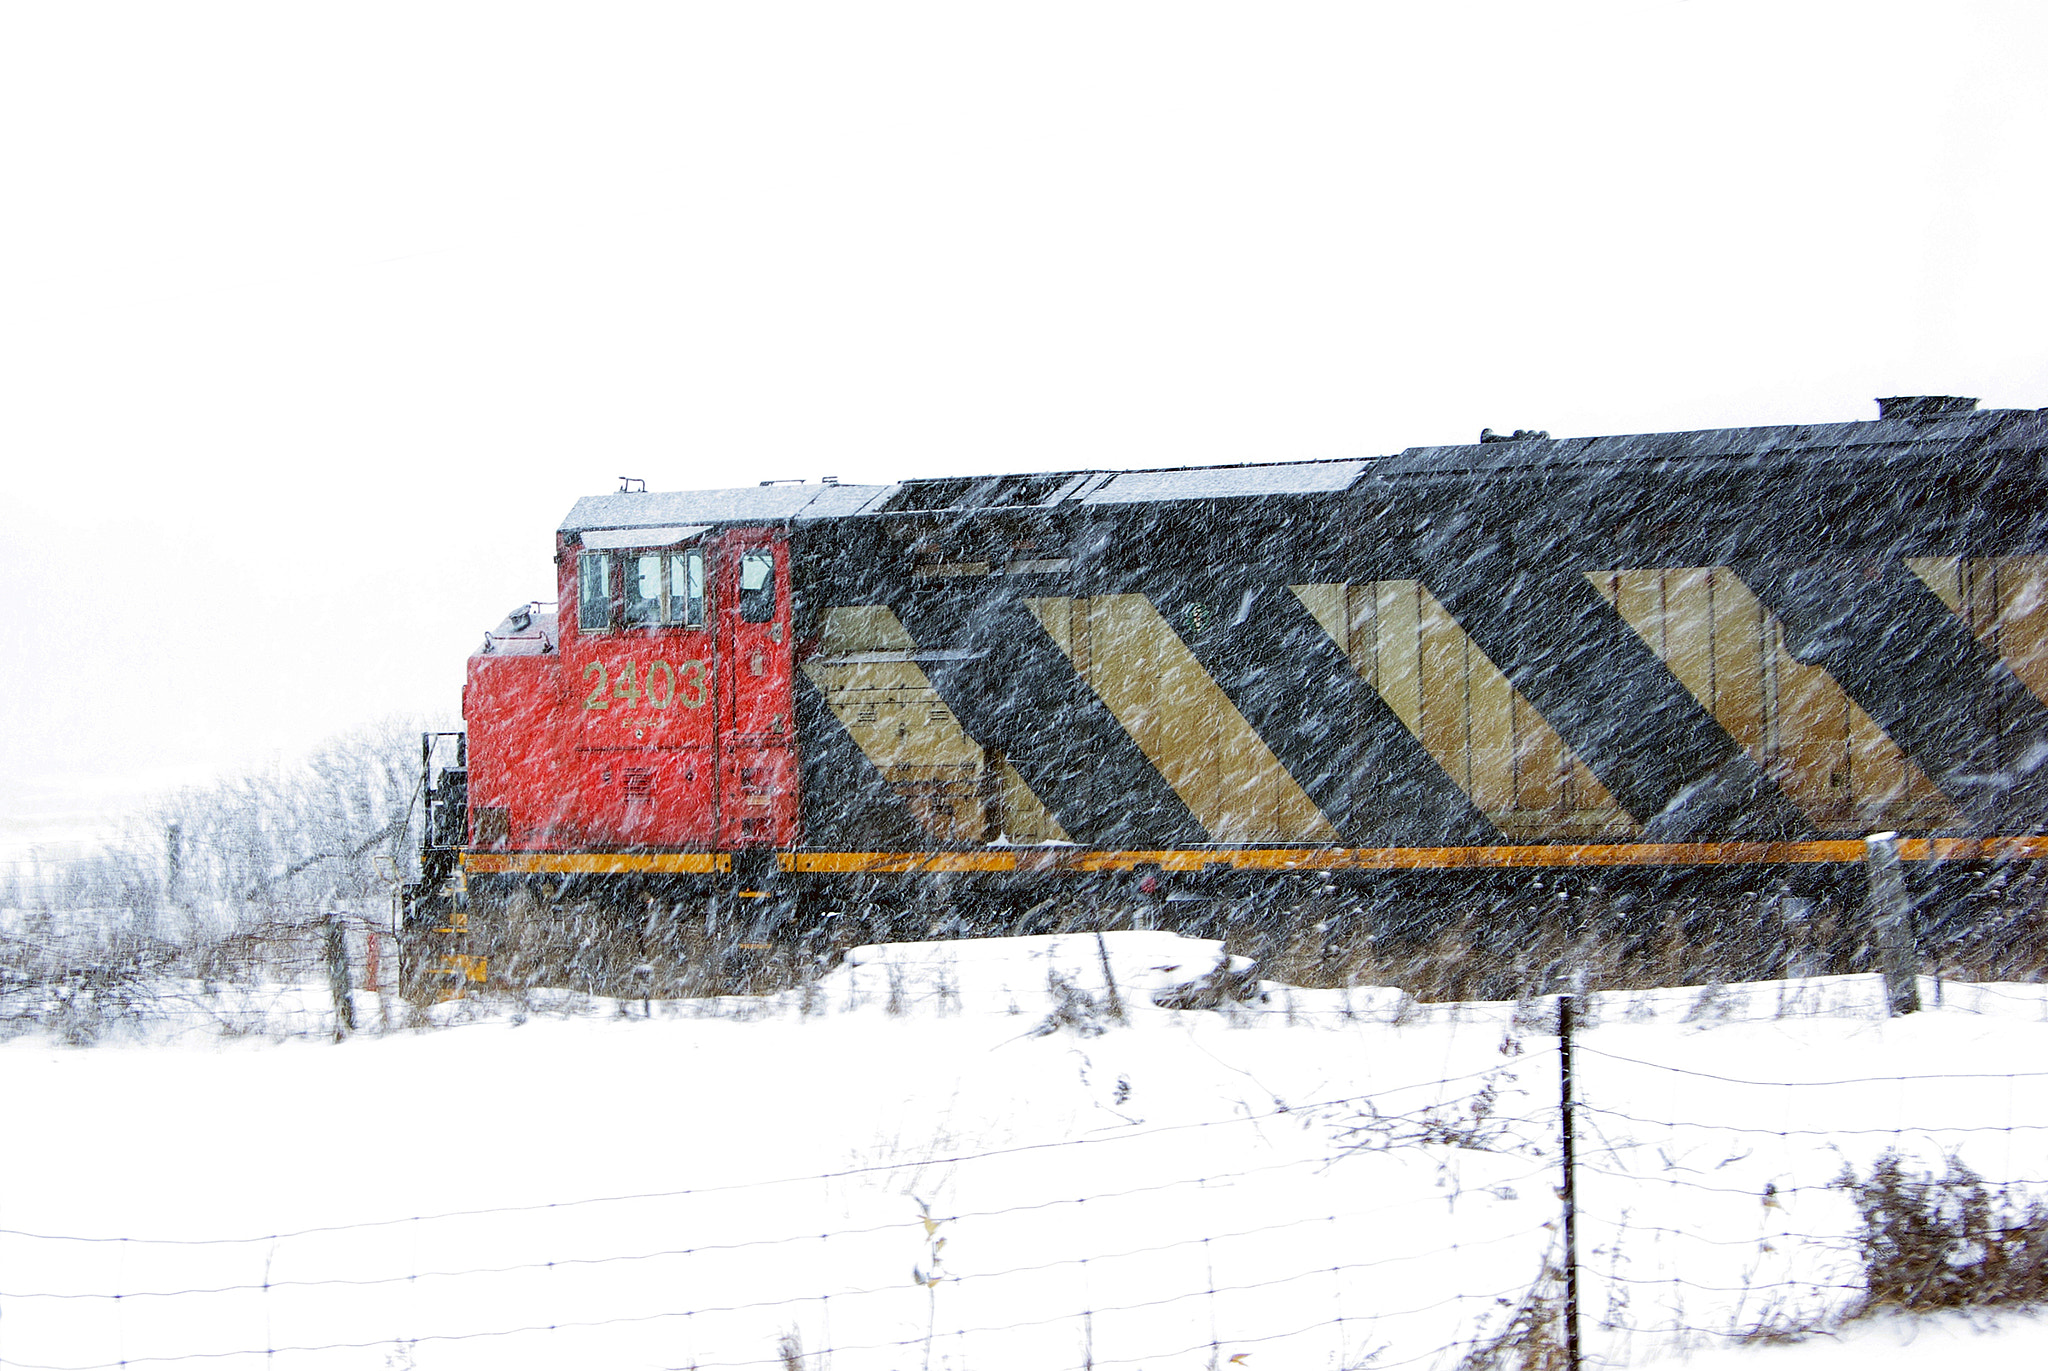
[564,480,891,536]
[559,401,2048,534]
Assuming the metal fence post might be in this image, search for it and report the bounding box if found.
[1865,832,1920,1016]
[1559,992,1582,1371]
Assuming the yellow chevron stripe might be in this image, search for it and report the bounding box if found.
[1292,581,1639,839]
[1906,555,2048,710]
[1590,567,1956,831]
[805,606,1068,843]
[1025,594,1338,842]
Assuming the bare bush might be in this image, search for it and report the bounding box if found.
[1152,953,1263,1011]
[1834,1150,2048,1313]
[1335,1075,1538,1158]
[1458,1264,1569,1371]
[1032,969,1108,1038]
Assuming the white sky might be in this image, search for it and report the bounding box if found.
[5,0,2047,863]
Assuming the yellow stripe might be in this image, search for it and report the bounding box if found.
[1592,566,1957,830]
[1060,842,1874,869]
[1901,835,2048,863]
[786,852,1025,874]
[1907,555,2048,711]
[1026,594,1339,842]
[462,852,731,875]
[805,606,1069,843]
[462,837,2048,878]
[1292,581,1638,839]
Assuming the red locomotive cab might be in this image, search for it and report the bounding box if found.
[554,526,797,851]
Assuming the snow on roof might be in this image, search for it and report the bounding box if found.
[1076,460,1371,505]
[561,483,891,533]
[579,524,709,549]
[1376,409,2024,480]
[557,461,1374,533]
[556,408,2046,532]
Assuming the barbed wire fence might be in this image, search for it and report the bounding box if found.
[2,982,2045,1371]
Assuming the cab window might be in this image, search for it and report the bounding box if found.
[577,553,613,631]
[620,547,708,628]
[740,550,776,623]
[625,554,663,627]
[671,548,707,627]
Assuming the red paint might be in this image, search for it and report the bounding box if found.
[714,528,798,849]
[462,528,799,853]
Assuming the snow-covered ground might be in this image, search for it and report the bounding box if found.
[1,933,2045,1370]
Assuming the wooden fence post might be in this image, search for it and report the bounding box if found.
[325,912,357,1037]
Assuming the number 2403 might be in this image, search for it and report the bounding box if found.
[583,659,706,711]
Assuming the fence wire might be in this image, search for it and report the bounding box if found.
[1,984,2045,1370]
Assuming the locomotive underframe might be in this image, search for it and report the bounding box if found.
[399,849,2048,1004]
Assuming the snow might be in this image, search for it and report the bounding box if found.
[1078,461,1371,505]
[1677,1309,2048,1371]
[562,484,891,535]
[1,934,2045,1370]
[580,525,713,550]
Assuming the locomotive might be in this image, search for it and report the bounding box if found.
[406,396,2048,995]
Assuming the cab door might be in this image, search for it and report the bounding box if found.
[713,529,798,848]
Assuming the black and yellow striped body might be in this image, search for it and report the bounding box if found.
[777,408,2048,861]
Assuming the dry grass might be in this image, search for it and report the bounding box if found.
[419,861,2048,1013]
[1835,1151,2048,1314]
[1456,1265,1570,1371]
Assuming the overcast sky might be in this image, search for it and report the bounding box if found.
[5,0,2047,864]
